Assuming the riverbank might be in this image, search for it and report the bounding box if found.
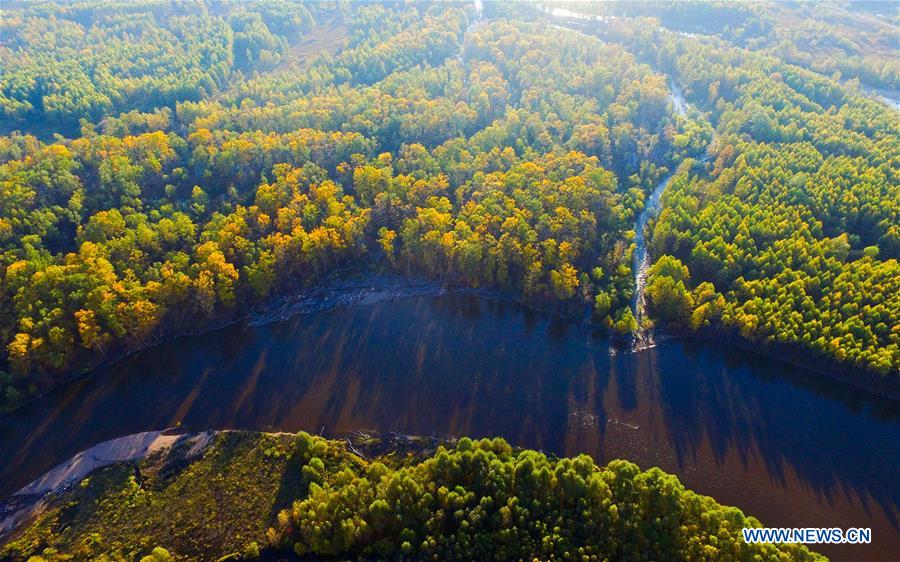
[644,323,900,400]
[0,430,303,559]
[696,326,900,400]
[0,430,825,562]
[2,262,597,417]
[0,267,455,416]
[0,428,215,539]
[0,428,442,544]
[4,265,894,420]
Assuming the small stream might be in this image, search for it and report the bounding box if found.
[864,85,900,111]
[533,3,703,353]
[1,7,896,560]
[670,80,688,117]
[631,174,673,351]
[456,0,483,63]
[630,81,690,350]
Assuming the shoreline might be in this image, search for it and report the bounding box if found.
[0,428,829,562]
[644,326,900,401]
[0,267,434,417]
[0,428,217,541]
[695,331,900,401]
[0,428,446,539]
[2,270,895,420]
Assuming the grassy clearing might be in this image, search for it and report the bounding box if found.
[1,432,315,561]
[276,23,348,72]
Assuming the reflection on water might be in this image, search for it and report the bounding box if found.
[1,295,898,560]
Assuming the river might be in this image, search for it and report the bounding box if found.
[2,7,897,559]
[0,293,897,560]
[863,85,900,111]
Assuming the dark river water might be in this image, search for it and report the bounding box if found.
[1,294,897,560]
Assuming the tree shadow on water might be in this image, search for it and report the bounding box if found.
[656,339,899,533]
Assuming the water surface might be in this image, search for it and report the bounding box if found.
[1,295,897,561]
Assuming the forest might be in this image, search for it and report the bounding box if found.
[1,0,896,412]
[601,13,899,375]
[1,1,898,561]
[1,430,824,561]
[552,0,899,90]
[0,0,681,410]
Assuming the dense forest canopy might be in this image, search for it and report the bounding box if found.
[0,431,825,561]
[0,0,897,412]
[601,13,899,376]
[549,0,900,90]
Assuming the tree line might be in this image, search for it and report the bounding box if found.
[271,434,823,561]
[0,432,824,561]
[1,0,896,409]
[0,3,684,410]
[603,19,899,376]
